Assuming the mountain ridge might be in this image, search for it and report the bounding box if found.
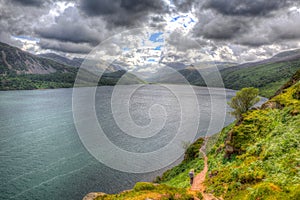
[0,42,144,90]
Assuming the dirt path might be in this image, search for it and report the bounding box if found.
[190,138,221,200]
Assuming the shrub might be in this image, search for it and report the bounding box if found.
[133,182,156,191]
[228,87,260,119]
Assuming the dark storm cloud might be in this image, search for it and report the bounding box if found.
[203,0,289,16]
[236,12,300,47]
[39,39,93,54]
[191,0,300,47]
[194,16,249,40]
[10,0,44,7]
[173,0,195,12]
[271,14,300,40]
[151,15,165,22]
[120,0,164,12]
[80,0,119,16]
[167,30,201,51]
[79,0,167,27]
[37,24,100,45]
[0,0,49,46]
[2,0,300,60]
[36,7,102,45]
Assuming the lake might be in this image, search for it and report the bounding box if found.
[0,85,237,200]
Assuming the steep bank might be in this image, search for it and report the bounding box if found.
[204,72,300,199]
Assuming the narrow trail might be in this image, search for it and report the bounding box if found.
[190,138,221,200]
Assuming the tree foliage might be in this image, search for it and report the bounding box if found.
[228,87,260,119]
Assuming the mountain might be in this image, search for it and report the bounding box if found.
[38,53,125,72]
[150,49,300,98]
[222,49,300,71]
[148,61,236,84]
[0,42,76,75]
[0,42,144,90]
[85,69,300,200]
[38,53,84,68]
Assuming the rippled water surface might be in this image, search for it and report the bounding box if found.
[0,85,237,200]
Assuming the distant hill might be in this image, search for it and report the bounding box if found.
[220,50,300,97]
[150,49,300,97]
[0,42,144,90]
[148,62,236,84]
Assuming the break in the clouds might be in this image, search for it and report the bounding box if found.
[1,0,300,63]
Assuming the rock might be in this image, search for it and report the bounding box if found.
[224,144,234,159]
[82,192,106,200]
[291,109,299,116]
[261,101,282,109]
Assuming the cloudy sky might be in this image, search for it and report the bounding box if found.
[1,0,300,64]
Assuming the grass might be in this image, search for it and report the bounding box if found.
[204,81,300,199]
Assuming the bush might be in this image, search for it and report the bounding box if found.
[133,182,156,191]
[228,87,260,119]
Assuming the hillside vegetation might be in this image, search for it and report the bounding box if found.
[205,72,300,199]
[220,60,300,97]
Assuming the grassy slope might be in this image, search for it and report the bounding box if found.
[205,81,300,199]
[156,138,204,188]
[220,60,300,98]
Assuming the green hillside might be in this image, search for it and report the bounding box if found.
[220,60,300,98]
[205,83,300,199]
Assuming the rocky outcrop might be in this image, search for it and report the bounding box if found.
[261,101,283,109]
[82,192,106,200]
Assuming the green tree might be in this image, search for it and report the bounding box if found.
[228,87,260,119]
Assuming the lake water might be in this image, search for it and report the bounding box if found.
[0,85,237,200]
